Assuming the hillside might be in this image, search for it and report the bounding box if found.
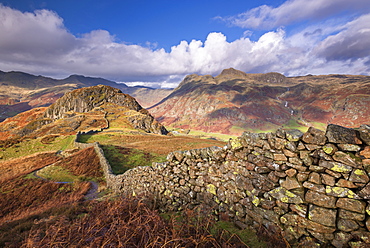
[0,85,168,140]
[0,85,230,247]
[149,68,370,135]
[0,70,172,121]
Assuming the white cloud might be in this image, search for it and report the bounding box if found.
[0,4,369,88]
[0,5,76,58]
[314,14,370,61]
[219,0,370,30]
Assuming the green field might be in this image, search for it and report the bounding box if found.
[0,135,75,161]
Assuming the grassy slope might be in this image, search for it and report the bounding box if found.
[78,131,226,174]
[0,98,290,247]
[0,135,75,161]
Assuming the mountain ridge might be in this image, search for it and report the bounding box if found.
[0,70,172,121]
[149,68,370,134]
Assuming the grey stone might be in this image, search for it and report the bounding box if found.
[336,198,366,214]
[308,205,336,227]
[281,176,302,190]
[337,218,359,232]
[339,209,365,221]
[326,186,360,199]
[359,125,370,145]
[280,213,336,233]
[349,169,369,184]
[305,190,337,208]
[332,232,353,248]
[326,124,362,144]
[290,204,308,218]
[303,181,326,193]
[337,144,361,152]
[358,183,370,199]
[323,143,338,155]
[319,160,353,173]
[268,187,304,204]
[321,173,336,186]
[333,151,361,168]
[285,129,304,141]
[302,127,327,145]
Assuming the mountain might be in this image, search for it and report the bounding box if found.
[0,85,168,140]
[149,68,370,135]
[0,70,172,121]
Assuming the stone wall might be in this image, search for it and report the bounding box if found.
[74,131,124,190]
[111,124,370,247]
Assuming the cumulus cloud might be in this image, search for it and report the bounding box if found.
[0,4,369,88]
[219,0,370,30]
[314,14,370,61]
[0,5,76,58]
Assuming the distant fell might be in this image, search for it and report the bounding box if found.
[0,70,172,121]
[149,68,370,135]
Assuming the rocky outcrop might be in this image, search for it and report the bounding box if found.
[42,85,168,135]
[108,124,370,247]
[0,85,168,138]
[44,85,142,120]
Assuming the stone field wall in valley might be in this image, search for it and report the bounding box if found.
[75,124,370,247]
[113,124,370,247]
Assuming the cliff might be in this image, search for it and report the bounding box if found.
[44,85,142,120]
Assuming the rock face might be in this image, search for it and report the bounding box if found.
[105,124,370,247]
[44,85,142,120]
[149,68,370,135]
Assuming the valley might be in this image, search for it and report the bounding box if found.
[0,69,369,247]
[0,85,236,247]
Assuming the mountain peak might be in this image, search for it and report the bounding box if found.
[217,68,248,79]
[254,72,287,84]
[44,85,142,120]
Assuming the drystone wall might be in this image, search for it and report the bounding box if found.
[74,131,124,189]
[111,124,370,247]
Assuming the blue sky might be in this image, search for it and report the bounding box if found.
[0,0,369,88]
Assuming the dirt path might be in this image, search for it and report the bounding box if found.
[33,166,99,200]
[84,181,99,200]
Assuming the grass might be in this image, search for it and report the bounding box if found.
[214,221,268,248]
[21,197,287,248]
[182,129,237,142]
[0,135,75,161]
[76,133,110,143]
[101,144,166,174]
[281,118,309,132]
[310,121,327,130]
[0,197,89,247]
[77,132,226,174]
[36,165,80,183]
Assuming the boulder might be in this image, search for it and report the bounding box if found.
[326,124,362,144]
